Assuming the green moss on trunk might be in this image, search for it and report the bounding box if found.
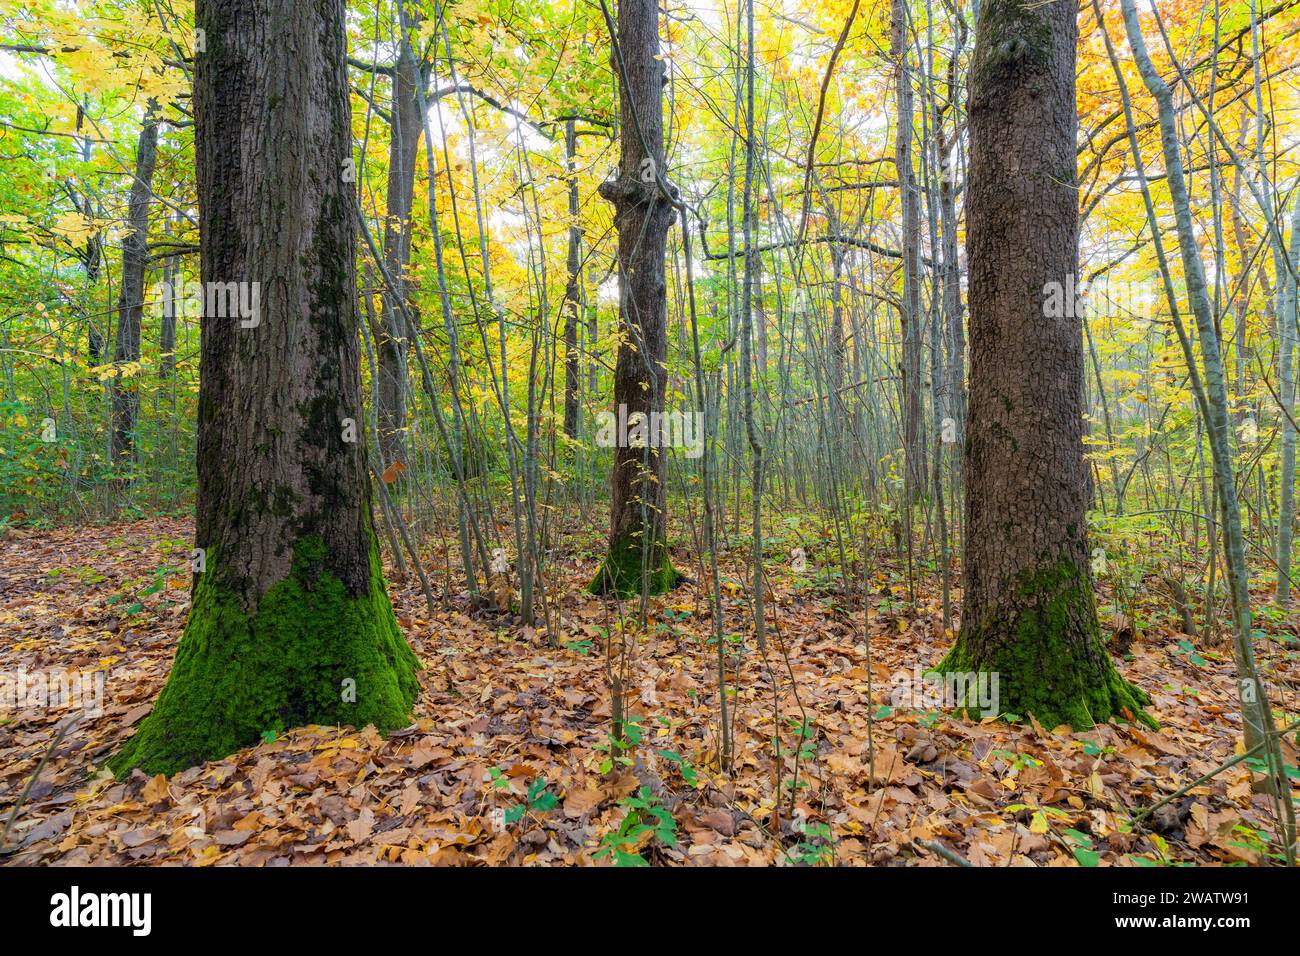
[937,560,1155,730]
[109,535,420,777]
[588,532,683,597]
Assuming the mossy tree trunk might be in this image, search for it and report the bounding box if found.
[938,0,1150,730]
[111,0,419,777]
[590,0,682,597]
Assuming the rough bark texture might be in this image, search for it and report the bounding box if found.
[590,0,682,596]
[938,0,1151,729]
[111,0,419,777]
[109,107,159,467]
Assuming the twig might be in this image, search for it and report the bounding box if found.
[0,713,82,854]
[914,838,973,867]
[1130,717,1300,827]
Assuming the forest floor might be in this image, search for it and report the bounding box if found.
[1,517,1297,866]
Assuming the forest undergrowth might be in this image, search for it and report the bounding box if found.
[2,514,1296,866]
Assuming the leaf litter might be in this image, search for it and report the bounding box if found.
[0,519,1296,866]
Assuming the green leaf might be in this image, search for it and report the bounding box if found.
[1063,828,1093,848]
[1073,847,1101,867]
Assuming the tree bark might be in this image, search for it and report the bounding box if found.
[563,118,583,439]
[1118,0,1291,832]
[159,252,177,379]
[109,105,159,468]
[85,229,105,362]
[590,0,682,595]
[111,0,419,776]
[893,0,924,506]
[938,0,1151,729]
[375,25,424,467]
[1276,194,1300,602]
[938,0,966,456]
[829,235,847,397]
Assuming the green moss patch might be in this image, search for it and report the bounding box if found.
[588,531,683,597]
[109,534,420,777]
[936,559,1155,731]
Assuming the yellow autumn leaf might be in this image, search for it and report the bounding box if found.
[52,211,98,246]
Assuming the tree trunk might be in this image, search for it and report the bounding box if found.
[937,3,966,454]
[1116,3,1291,834]
[563,118,583,439]
[590,0,682,595]
[893,0,924,506]
[376,27,424,467]
[85,230,105,363]
[111,0,419,777]
[109,106,159,468]
[1274,192,1300,602]
[938,0,1150,729]
[829,234,847,397]
[750,244,767,379]
[159,252,177,379]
